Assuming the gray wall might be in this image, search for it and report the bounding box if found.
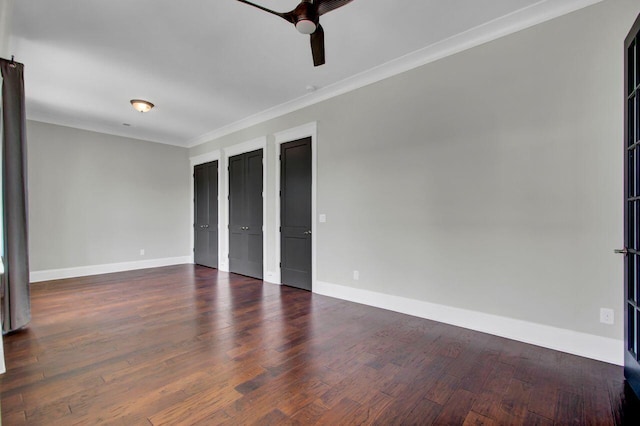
[0,0,12,58]
[190,0,640,340]
[28,120,191,271]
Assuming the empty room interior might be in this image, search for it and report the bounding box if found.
[2,0,640,424]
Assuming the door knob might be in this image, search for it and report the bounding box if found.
[615,248,629,255]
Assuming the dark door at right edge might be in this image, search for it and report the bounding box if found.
[194,161,218,268]
[281,138,312,291]
[625,12,640,399]
[229,149,263,279]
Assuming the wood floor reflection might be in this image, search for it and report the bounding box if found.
[1,265,638,424]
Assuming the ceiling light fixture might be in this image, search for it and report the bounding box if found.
[295,19,316,34]
[130,99,154,113]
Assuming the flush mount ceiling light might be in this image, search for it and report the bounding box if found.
[130,99,154,113]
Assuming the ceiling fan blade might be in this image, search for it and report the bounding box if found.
[310,24,325,66]
[236,0,296,23]
[315,0,354,16]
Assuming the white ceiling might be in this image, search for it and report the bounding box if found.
[7,0,597,147]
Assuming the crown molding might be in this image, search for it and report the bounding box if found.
[187,0,603,149]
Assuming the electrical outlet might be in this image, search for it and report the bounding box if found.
[353,270,359,280]
[139,249,145,256]
[600,308,614,325]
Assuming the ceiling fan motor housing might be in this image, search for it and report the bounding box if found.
[293,1,319,33]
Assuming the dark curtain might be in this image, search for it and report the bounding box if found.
[1,57,30,333]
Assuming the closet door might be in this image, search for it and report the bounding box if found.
[228,149,263,279]
[280,138,312,290]
[194,161,218,268]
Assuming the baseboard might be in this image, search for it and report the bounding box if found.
[30,256,192,283]
[314,281,623,366]
[0,333,5,374]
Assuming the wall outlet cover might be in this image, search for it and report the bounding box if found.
[600,308,614,325]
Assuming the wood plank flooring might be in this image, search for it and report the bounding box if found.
[1,265,639,425]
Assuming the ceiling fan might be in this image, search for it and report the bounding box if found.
[236,0,354,66]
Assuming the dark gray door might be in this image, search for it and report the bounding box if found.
[229,149,263,279]
[281,138,312,291]
[625,13,640,399]
[194,161,218,268]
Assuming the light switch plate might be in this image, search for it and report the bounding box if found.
[319,214,327,223]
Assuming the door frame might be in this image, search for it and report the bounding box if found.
[189,151,222,267]
[273,122,317,288]
[223,137,267,277]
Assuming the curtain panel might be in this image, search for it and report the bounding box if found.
[1,57,30,333]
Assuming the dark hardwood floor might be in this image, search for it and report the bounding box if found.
[1,265,639,425]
